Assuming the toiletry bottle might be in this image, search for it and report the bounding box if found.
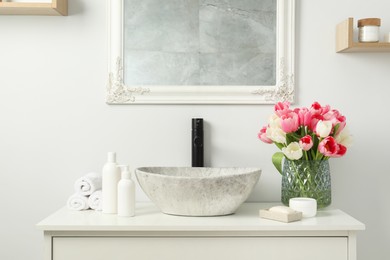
[102,152,121,214]
[117,165,135,217]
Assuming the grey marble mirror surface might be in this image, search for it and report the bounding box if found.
[107,0,294,104]
[123,0,276,86]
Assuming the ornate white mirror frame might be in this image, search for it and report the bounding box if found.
[107,0,295,104]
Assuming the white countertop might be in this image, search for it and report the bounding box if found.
[37,202,365,232]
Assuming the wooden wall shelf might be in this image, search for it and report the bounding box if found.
[336,18,390,53]
[0,0,67,16]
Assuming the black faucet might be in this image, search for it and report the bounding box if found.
[192,118,204,167]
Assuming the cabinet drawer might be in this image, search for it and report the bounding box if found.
[53,237,347,260]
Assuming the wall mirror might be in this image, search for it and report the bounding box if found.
[107,0,295,104]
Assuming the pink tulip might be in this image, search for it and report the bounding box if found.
[275,101,290,111]
[334,144,347,157]
[318,136,339,157]
[299,135,313,151]
[294,107,312,127]
[310,101,330,116]
[332,144,347,157]
[309,113,324,132]
[274,101,291,117]
[280,112,299,133]
[324,109,346,134]
[337,121,346,135]
[258,126,273,144]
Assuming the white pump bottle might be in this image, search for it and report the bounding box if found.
[117,165,135,217]
[102,152,121,214]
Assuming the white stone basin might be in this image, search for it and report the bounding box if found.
[135,167,261,216]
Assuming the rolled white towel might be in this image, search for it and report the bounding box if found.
[74,172,102,196]
[88,190,102,211]
[67,193,89,211]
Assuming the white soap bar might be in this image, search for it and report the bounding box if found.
[269,206,296,214]
[259,207,302,223]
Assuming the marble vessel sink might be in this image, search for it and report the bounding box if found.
[135,167,261,216]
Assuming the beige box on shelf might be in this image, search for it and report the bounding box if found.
[259,208,302,223]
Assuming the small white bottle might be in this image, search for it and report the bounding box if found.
[117,165,135,217]
[102,152,121,214]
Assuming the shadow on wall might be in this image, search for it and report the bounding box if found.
[68,0,85,16]
[204,120,211,167]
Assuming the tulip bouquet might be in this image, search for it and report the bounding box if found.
[258,101,352,174]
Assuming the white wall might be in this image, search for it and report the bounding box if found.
[0,0,389,259]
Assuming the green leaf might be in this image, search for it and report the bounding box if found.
[275,142,284,150]
[272,152,284,175]
[333,123,340,137]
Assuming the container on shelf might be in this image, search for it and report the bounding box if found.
[358,18,381,43]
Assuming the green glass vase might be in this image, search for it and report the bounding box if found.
[281,159,331,208]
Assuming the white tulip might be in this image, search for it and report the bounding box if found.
[282,142,303,160]
[316,120,333,138]
[266,127,286,144]
[335,127,353,147]
[268,114,282,129]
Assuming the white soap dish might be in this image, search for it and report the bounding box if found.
[259,206,302,223]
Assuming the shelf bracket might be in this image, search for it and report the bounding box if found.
[336,18,354,52]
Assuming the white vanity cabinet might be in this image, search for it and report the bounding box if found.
[37,203,365,260]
